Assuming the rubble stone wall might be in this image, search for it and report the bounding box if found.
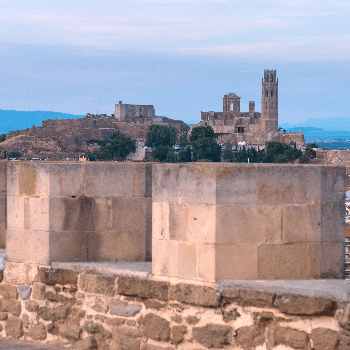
[0,262,349,350]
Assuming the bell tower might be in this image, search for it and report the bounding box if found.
[261,69,278,133]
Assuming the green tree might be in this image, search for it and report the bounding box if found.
[189,126,215,143]
[192,137,221,162]
[145,125,177,148]
[152,146,174,162]
[222,144,234,162]
[8,150,21,158]
[306,143,319,148]
[178,147,192,162]
[265,142,302,163]
[0,134,6,143]
[95,135,136,160]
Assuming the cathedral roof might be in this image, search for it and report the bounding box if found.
[225,93,240,99]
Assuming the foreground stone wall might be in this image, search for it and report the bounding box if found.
[0,162,6,249]
[152,164,345,282]
[6,162,152,265]
[0,262,350,350]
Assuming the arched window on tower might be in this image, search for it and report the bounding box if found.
[266,90,268,97]
[271,90,274,97]
[270,74,273,82]
[271,102,273,109]
[230,102,233,111]
[266,102,267,109]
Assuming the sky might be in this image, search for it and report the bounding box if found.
[0,0,350,126]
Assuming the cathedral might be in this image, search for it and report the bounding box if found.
[191,69,304,147]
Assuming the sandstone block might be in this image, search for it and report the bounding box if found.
[274,294,336,316]
[141,313,170,341]
[59,323,82,340]
[171,325,187,344]
[216,165,258,205]
[144,299,167,310]
[141,344,175,350]
[152,164,180,203]
[85,163,134,197]
[25,300,39,313]
[133,163,152,198]
[109,300,142,317]
[39,267,78,286]
[87,230,146,262]
[272,325,309,349]
[32,283,45,300]
[24,197,50,231]
[45,291,67,302]
[169,283,220,307]
[177,242,197,280]
[72,336,97,350]
[216,244,258,279]
[7,196,24,229]
[0,283,18,299]
[0,162,7,192]
[111,338,141,350]
[222,288,275,308]
[39,305,69,321]
[311,328,338,350]
[187,204,216,244]
[0,222,5,250]
[258,243,317,279]
[197,243,216,282]
[152,201,170,241]
[18,285,31,300]
[117,277,169,301]
[7,163,19,196]
[28,322,47,340]
[169,203,187,241]
[185,315,199,325]
[105,317,125,326]
[192,323,232,348]
[257,165,308,205]
[339,337,350,350]
[235,325,265,349]
[79,272,115,296]
[0,312,8,320]
[5,317,23,339]
[83,321,106,334]
[318,242,345,279]
[152,239,178,278]
[19,162,37,197]
[6,229,50,265]
[1,298,21,316]
[112,326,141,339]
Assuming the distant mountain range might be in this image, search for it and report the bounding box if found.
[280,117,350,132]
[0,110,84,135]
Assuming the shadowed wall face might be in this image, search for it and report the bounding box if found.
[152,163,345,282]
[6,162,152,265]
[0,162,6,248]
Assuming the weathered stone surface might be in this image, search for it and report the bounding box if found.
[0,283,18,299]
[141,313,170,341]
[109,300,142,317]
[0,311,8,320]
[339,336,350,350]
[32,283,45,300]
[4,263,39,285]
[171,325,187,344]
[185,315,199,325]
[192,323,232,348]
[79,273,116,296]
[111,338,141,350]
[18,285,32,300]
[112,325,142,349]
[83,321,106,334]
[274,294,336,316]
[171,315,182,324]
[272,325,309,349]
[169,283,220,307]
[222,305,238,323]
[39,305,69,321]
[0,270,3,283]
[45,291,67,302]
[106,317,126,326]
[117,277,169,301]
[25,300,39,313]
[236,325,265,350]
[59,324,82,340]
[28,322,47,340]
[72,336,97,350]
[222,288,275,308]
[94,314,106,322]
[39,267,78,286]
[141,344,175,350]
[22,314,29,328]
[5,317,23,339]
[144,299,167,310]
[86,296,109,313]
[0,323,2,332]
[1,298,21,317]
[311,328,338,350]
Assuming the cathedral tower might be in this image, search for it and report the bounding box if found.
[261,69,278,133]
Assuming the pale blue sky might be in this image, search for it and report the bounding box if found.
[0,0,349,125]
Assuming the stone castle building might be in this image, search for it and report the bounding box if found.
[192,69,304,146]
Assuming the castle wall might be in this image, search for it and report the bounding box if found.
[0,162,6,249]
[152,163,345,282]
[6,162,152,265]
